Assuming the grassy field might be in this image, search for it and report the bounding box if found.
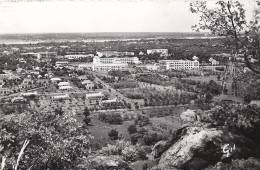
[88,116,134,149]
[87,106,185,150]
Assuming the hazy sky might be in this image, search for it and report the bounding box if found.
[0,0,257,33]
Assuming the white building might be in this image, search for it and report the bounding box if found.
[38,52,57,59]
[209,57,219,65]
[94,56,139,64]
[64,54,94,60]
[21,91,38,97]
[11,97,26,103]
[147,49,168,56]
[77,63,93,70]
[85,92,105,105]
[56,61,69,67]
[144,64,160,71]
[51,94,70,100]
[159,60,199,70]
[51,77,62,82]
[92,56,129,72]
[58,82,72,90]
[97,51,134,57]
[82,80,95,90]
[58,82,70,86]
[59,86,72,90]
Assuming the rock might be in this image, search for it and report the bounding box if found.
[157,126,223,170]
[87,155,130,170]
[180,109,197,122]
[151,140,168,159]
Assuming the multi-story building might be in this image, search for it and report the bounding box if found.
[97,51,135,57]
[93,62,128,72]
[94,56,139,64]
[64,54,94,60]
[38,52,57,59]
[92,56,138,72]
[147,49,168,56]
[159,60,199,70]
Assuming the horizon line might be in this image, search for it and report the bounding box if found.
[0,31,209,35]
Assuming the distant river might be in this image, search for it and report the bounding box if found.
[0,32,218,44]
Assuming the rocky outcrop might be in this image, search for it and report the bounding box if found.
[157,126,223,170]
[151,140,168,159]
[153,125,259,170]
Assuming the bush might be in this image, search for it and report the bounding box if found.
[83,107,91,125]
[122,145,138,162]
[108,129,119,140]
[142,132,163,146]
[98,112,123,125]
[135,115,150,127]
[128,124,137,134]
[83,117,91,125]
[99,140,143,162]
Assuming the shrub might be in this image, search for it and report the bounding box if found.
[99,140,143,162]
[142,132,163,146]
[135,115,150,127]
[108,129,119,140]
[122,145,138,162]
[128,124,137,134]
[98,112,123,125]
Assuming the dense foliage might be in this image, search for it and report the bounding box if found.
[0,110,90,170]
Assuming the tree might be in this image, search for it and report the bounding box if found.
[135,115,150,127]
[54,107,64,116]
[108,129,119,140]
[127,124,137,134]
[190,0,260,74]
[0,110,90,170]
[83,107,91,125]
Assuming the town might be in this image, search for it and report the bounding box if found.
[0,36,259,169]
[0,0,259,170]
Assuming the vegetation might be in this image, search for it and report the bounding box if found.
[0,110,90,170]
[98,112,123,125]
[108,129,119,140]
[120,88,197,106]
[190,0,260,74]
[83,107,91,125]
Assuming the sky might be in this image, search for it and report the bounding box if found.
[0,0,257,33]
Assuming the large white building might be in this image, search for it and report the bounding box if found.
[64,54,94,60]
[147,49,168,56]
[159,60,199,70]
[94,56,139,64]
[92,56,139,72]
[97,51,135,57]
